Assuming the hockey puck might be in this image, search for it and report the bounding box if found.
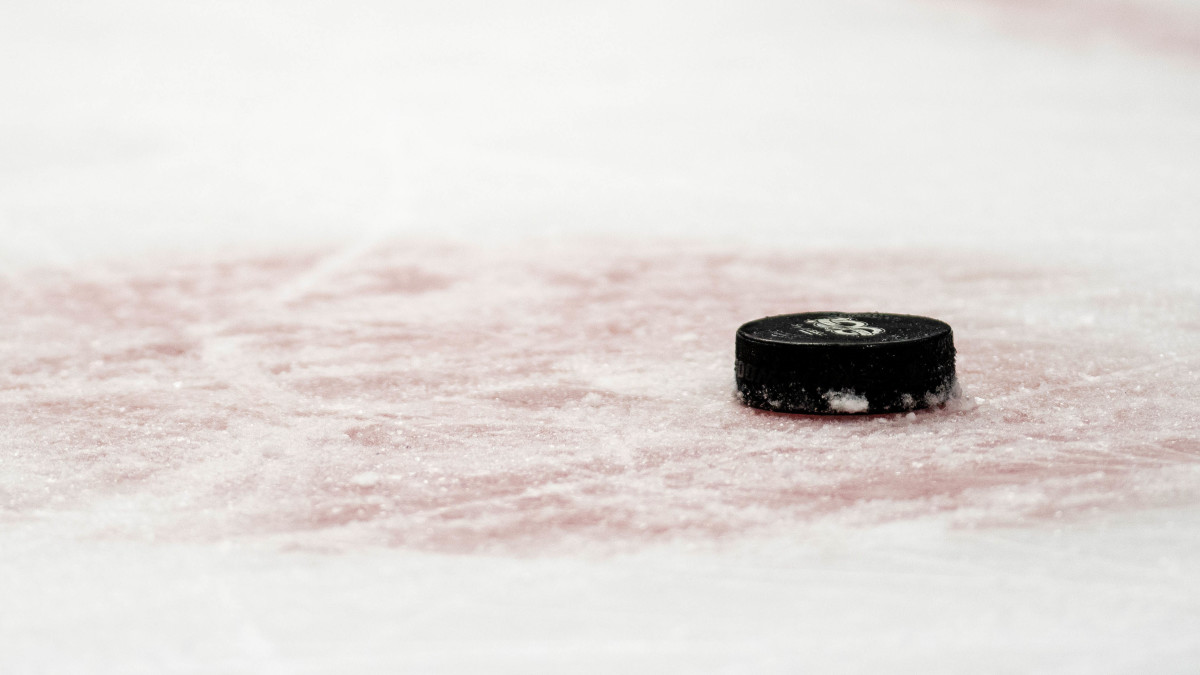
[735,312,957,415]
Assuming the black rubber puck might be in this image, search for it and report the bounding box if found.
[735,312,957,415]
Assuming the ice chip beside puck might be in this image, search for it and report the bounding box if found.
[735,312,957,415]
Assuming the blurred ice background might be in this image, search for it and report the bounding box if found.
[3,0,1197,265]
[1,0,1199,672]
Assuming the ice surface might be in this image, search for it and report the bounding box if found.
[2,0,1200,671]
[3,242,1197,552]
[2,241,1198,672]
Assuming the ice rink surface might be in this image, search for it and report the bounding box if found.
[2,0,1199,672]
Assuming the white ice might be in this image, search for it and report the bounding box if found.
[1,0,1199,672]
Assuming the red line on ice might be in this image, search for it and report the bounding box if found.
[943,0,1200,62]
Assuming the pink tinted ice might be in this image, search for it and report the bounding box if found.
[1,243,1197,553]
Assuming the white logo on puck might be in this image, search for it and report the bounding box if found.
[798,317,884,337]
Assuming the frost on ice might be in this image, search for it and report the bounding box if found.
[822,390,870,414]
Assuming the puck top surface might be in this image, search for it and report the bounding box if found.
[737,312,951,347]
